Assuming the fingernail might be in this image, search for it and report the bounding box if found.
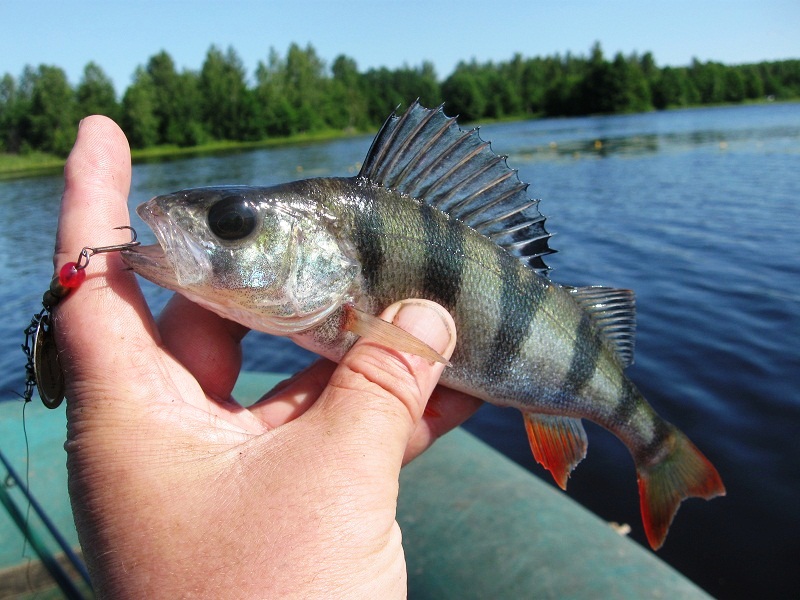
[392,301,456,358]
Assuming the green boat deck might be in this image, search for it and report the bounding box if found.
[1,372,710,598]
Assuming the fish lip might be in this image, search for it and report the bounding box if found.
[120,241,169,269]
[120,197,209,288]
[120,241,178,289]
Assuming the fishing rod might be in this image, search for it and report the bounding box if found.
[0,448,91,597]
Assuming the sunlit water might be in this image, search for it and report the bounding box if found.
[1,103,798,598]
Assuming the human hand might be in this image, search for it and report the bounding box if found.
[54,116,482,598]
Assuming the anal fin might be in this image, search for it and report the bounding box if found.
[523,413,588,490]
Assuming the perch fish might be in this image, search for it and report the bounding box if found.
[122,102,725,549]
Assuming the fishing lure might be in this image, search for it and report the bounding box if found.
[20,226,140,408]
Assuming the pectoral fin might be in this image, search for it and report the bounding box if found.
[523,412,588,490]
[343,304,449,365]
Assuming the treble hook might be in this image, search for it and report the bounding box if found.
[75,226,140,270]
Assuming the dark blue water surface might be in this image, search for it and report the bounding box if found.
[1,104,798,598]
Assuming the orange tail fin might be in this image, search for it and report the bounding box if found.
[637,429,725,550]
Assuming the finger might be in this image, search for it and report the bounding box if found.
[246,359,337,428]
[53,116,160,404]
[402,387,483,464]
[250,358,483,456]
[157,294,249,402]
[304,300,457,469]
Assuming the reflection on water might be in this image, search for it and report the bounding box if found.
[1,102,799,599]
[512,124,800,161]
[494,104,800,162]
[511,133,662,160]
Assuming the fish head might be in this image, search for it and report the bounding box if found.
[122,186,360,335]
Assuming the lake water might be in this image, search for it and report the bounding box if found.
[1,103,798,598]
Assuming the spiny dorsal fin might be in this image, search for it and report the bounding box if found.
[359,101,555,275]
[566,286,636,368]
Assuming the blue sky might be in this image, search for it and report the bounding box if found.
[2,0,797,95]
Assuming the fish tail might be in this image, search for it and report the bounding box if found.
[636,428,725,550]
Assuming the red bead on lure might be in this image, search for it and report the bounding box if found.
[21,226,140,408]
[58,262,86,289]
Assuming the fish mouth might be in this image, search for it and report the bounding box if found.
[120,197,210,290]
[121,242,178,289]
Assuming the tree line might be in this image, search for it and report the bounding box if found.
[2,42,799,157]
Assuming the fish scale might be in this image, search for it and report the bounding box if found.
[122,102,725,550]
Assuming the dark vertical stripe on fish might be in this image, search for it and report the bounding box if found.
[483,260,542,380]
[420,204,464,309]
[639,416,672,464]
[352,198,385,293]
[562,314,601,397]
[610,377,640,426]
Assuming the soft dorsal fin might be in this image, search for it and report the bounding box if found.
[567,286,637,368]
[359,101,555,275]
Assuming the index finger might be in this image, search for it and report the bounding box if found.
[53,116,159,392]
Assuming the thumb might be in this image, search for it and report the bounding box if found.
[308,300,457,468]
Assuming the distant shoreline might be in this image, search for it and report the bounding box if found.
[1,99,795,182]
[0,127,365,181]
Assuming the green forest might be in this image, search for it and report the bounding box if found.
[2,41,799,159]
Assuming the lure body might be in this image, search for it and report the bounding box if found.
[122,103,724,549]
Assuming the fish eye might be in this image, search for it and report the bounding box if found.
[208,197,257,241]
